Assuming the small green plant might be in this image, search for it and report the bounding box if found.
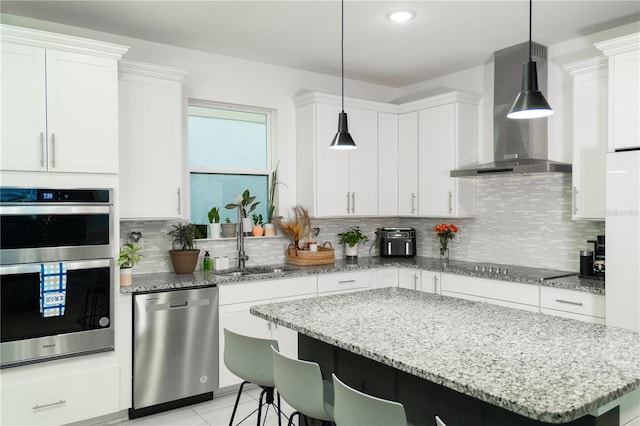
[118,243,143,269]
[225,189,260,218]
[225,217,231,224]
[252,213,264,226]
[267,162,287,223]
[207,207,220,224]
[168,223,198,251]
[338,226,369,248]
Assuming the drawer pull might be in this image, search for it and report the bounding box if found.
[33,400,66,410]
[555,299,584,306]
[338,280,356,284]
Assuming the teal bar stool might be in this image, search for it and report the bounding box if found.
[332,373,414,426]
[435,415,447,426]
[223,328,283,426]
[271,346,334,426]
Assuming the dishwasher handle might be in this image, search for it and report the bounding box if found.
[146,298,210,312]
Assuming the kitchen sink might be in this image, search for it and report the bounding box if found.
[213,265,299,278]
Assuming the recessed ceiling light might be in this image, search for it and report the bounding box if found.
[388,10,415,23]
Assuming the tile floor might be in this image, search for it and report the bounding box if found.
[115,387,299,426]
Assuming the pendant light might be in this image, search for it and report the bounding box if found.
[329,0,357,149]
[507,0,554,119]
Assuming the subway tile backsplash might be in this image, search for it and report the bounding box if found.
[121,173,604,274]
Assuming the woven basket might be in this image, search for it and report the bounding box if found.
[286,242,335,266]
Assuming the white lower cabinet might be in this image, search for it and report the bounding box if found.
[440,273,540,312]
[218,277,317,388]
[421,270,441,295]
[1,364,119,425]
[376,268,399,288]
[317,270,377,295]
[540,286,605,324]
[398,268,421,291]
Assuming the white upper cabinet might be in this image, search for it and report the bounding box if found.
[0,25,127,174]
[378,112,399,216]
[596,32,640,151]
[397,111,419,216]
[295,92,395,217]
[416,92,480,218]
[118,60,187,220]
[564,57,608,220]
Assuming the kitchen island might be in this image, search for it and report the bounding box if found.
[250,287,640,425]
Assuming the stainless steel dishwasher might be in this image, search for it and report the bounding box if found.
[130,286,218,419]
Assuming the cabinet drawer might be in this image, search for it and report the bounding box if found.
[442,274,539,307]
[540,287,605,319]
[1,365,119,425]
[220,276,317,305]
[318,270,376,294]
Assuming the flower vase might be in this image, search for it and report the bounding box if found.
[242,217,252,236]
[439,246,449,265]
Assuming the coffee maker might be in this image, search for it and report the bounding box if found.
[580,235,605,279]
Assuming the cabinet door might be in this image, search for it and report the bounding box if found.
[376,268,398,288]
[572,66,608,220]
[218,301,272,388]
[420,271,440,295]
[378,112,398,216]
[398,268,421,291]
[315,103,350,216]
[418,104,455,217]
[398,112,419,216]
[119,72,183,219]
[348,107,379,216]
[610,49,639,150]
[46,50,118,173]
[0,42,47,172]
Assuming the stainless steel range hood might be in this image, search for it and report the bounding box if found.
[451,42,571,177]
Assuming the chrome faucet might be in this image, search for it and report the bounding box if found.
[237,209,249,269]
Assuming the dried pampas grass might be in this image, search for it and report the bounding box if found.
[273,205,311,248]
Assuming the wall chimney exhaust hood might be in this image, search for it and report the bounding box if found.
[451,42,571,177]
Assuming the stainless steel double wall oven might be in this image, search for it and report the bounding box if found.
[0,187,115,368]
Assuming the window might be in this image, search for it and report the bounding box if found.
[188,101,271,225]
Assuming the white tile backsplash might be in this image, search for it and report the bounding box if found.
[121,173,604,274]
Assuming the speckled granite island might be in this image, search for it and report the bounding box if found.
[250,287,640,426]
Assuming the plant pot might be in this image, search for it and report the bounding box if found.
[169,249,200,274]
[221,223,237,238]
[345,244,358,258]
[120,268,133,287]
[208,223,221,239]
[263,223,276,236]
[242,217,253,236]
[252,225,264,237]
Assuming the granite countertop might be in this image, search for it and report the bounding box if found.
[120,256,604,295]
[250,287,640,424]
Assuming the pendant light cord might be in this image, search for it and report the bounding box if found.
[528,0,532,62]
[341,0,345,113]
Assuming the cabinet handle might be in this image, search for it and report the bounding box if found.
[433,276,438,294]
[555,299,583,307]
[33,400,66,410]
[346,192,351,214]
[351,192,355,214]
[573,187,578,215]
[50,133,56,168]
[338,280,356,284]
[411,193,416,214]
[39,132,45,168]
[177,187,181,215]
[448,191,453,214]
[413,273,418,290]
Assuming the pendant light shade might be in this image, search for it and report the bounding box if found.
[329,0,357,149]
[507,0,553,120]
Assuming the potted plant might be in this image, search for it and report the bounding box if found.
[118,242,143,287]
[167,222,200,274]
[221,217,237,238]
[226,189,260,236]
[207,206,221,239]
[338,226,369,259]
[251,213,264,237]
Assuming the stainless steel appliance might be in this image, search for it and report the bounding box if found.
[0,187,114,368]
[130,287,218,419]
[379,227,416,258]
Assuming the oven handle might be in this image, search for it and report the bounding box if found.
[0,258,112,275]
[0,205,111,214]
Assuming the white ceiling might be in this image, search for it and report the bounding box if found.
[1,1,639,87]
